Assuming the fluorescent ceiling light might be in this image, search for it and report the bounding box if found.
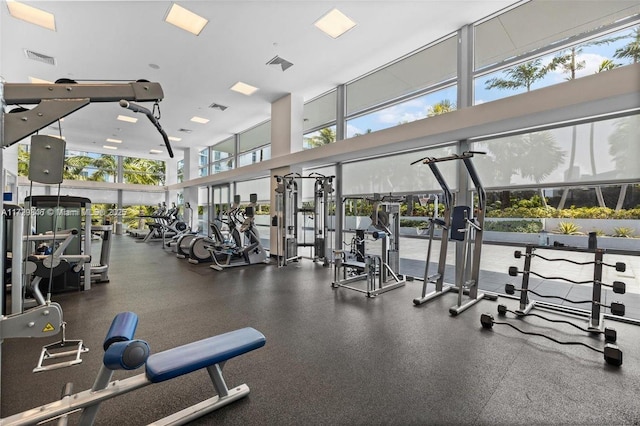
[164,3,208,36]
[190,116,209,124]
[103,145,118,150]
[230,81,259,96]
[7,1,56,31]
[168,136,182,142]
[106,138,122,144]
[149,149,163,154]
[117,115,138,123]
[314,8,356,39]
[29,76,53,84]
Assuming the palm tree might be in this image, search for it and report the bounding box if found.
[64,155,93,180]
[17,145,30,177]
[89,154,117,182]
[549,47,586,209]
[123,157,166,185]
[608,115,640,210]
[587,60,621,207]
[306,127,336,148]
[427,99,456,117]
[484,58,551,92]
[608,27,640,64]
[484,59,556,207]
[517,132,566,207]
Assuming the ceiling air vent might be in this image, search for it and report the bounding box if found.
[178,128,193,133]
[266,55,293,72]
[208,103,228,111]
[24,49,56,65]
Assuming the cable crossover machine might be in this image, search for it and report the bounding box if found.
[411,151,497,315]
[274,173,334,267]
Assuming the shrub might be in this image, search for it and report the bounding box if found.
[554,222,583,235]
[612,227,636,238]
[399,219,429,228]
[484,220,543,233]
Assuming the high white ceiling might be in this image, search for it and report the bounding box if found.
[1,0,516,161]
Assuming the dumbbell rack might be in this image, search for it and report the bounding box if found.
[507,244,627,333]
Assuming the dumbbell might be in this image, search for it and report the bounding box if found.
[504,283,517,294]
[496,303,617,343]
[479,313,623,366]
[608,301,625,316]
[601,261,626,272]
[607,281,626,294]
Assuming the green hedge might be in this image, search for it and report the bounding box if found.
[487,206,640,219]
[484,220,543,233]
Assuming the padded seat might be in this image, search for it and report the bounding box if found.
[145,327,265,383]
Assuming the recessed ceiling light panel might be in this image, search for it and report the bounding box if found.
[29,76,54,84]
[190,116,210,124]
[117,115,138,123]
[314,8,356,39]
[106,138,122,144]
[164,3,208,36]
[8,1,56,31]
[168,136,182,142]
[149,149,163,154]
[103,145,118,150]
[230,81,259,96]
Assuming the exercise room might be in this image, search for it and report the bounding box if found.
[1,1,640,425]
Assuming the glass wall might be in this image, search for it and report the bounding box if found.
[342,144,458,196]
[344,35,458,138]
[303,90,337,149]
[235,177,271,245]
[470,114,640,188]
[474,2,640,105]
[474,1,640,71]
[198,148,209,177]
[123,157,165,185]
[176,159,184,183]
[238,121,271,166]
[347,85,457,137]
[211,137,235,174]
[346,35,457,115]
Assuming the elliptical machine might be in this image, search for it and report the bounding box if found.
[207,194,268,271]
[184,196,242,264]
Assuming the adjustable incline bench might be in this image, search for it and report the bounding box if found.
[2,312,266,426]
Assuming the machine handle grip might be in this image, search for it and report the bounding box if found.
[119,100,174,158]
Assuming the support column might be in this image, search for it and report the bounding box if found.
[336,84,346,142]
[455,25,474,285]
[181,148,199,210]
[270,93,304,256]
[270,93,304,157]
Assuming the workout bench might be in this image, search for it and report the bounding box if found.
[2,312,266,426]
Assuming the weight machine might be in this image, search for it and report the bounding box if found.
[411,151,497,315]
[332,194,406,297]
[0,79,173,410]
[274,173,334,267]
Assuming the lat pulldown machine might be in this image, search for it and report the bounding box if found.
[411,151,497,315]
[332,194,407,297]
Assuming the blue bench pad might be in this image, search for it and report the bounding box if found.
[145,327,265,383]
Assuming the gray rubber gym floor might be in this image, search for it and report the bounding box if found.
[2,235,640,425]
